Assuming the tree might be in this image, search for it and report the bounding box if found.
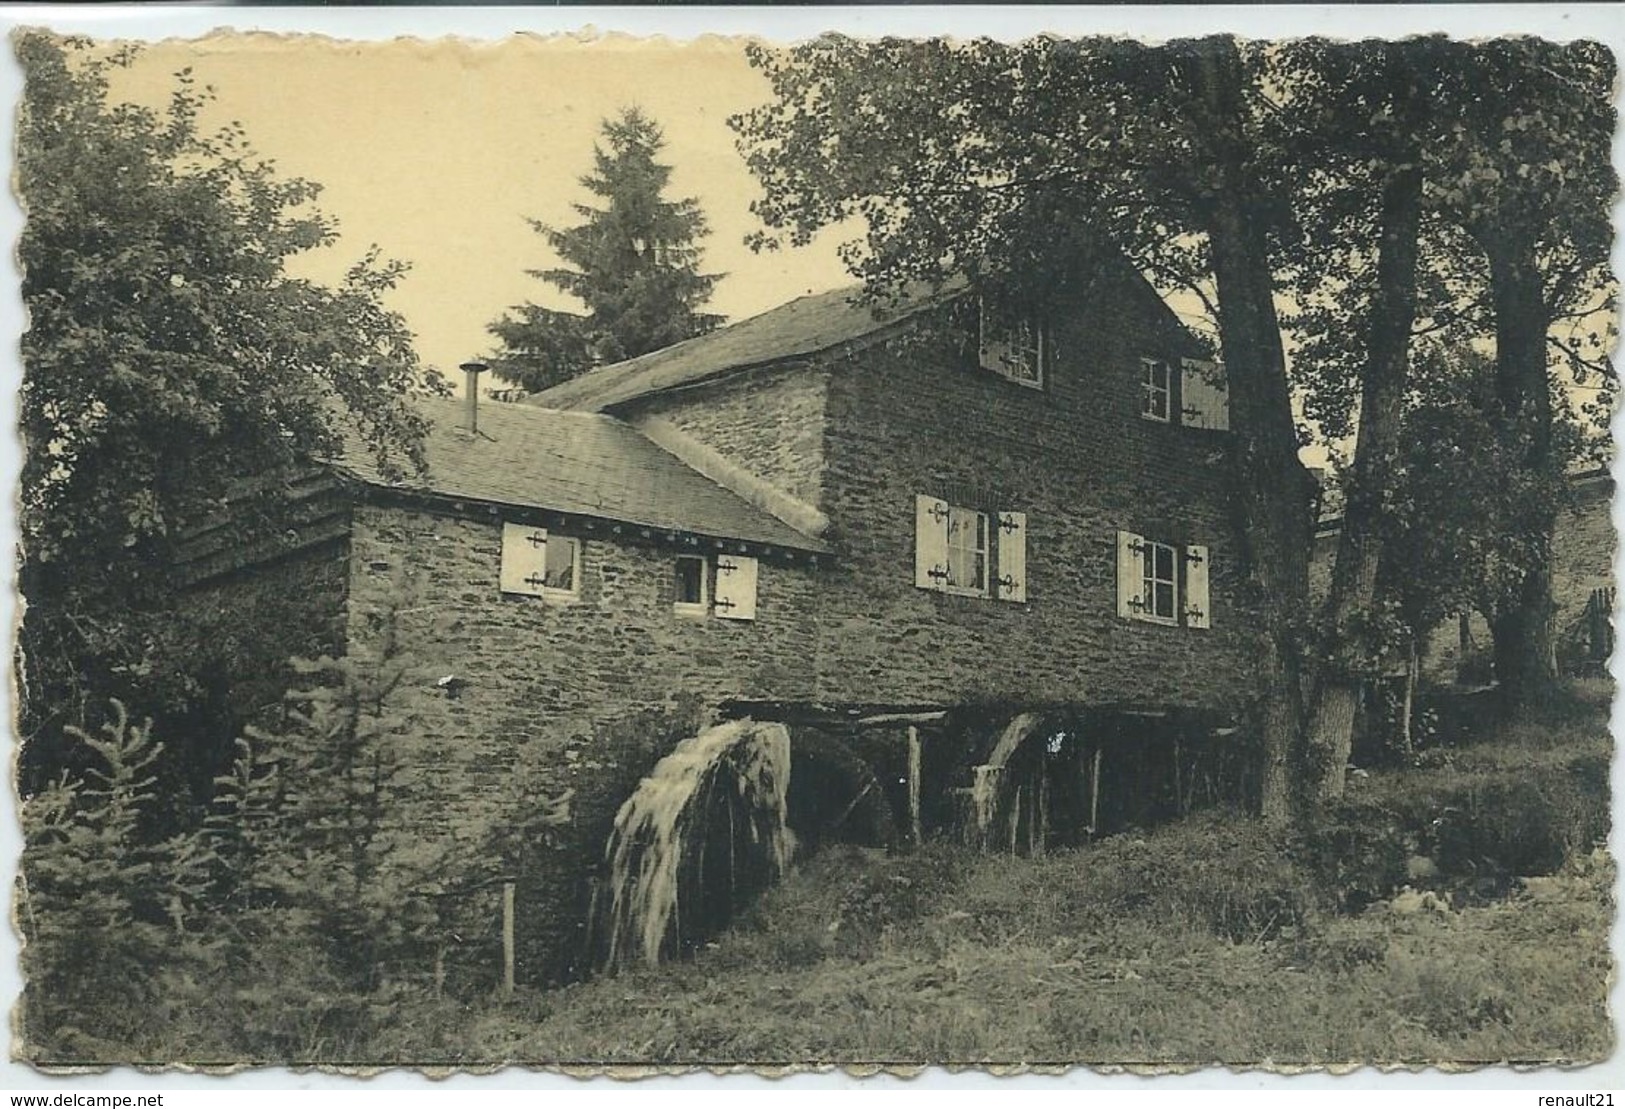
[1281,39,1445,797]
[214,595,453,991]
[734,34,1316,822]
[1425,39,1616,709]
[15,34,439,772]
[486,107,723,392]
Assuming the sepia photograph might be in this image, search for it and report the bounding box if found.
[5,6,1619,1079]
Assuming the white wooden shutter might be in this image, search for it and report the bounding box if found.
[1116,530,1145,619]
[500,523,549,597]
[915,495,950,591]
[714,554,759,621]
[1185,544,1212,629]
[996,511,1027,603]
[1180,358,1230,431]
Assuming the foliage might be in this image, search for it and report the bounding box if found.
[19,591,475,1061]
[487,107,723,392]
[15,33,441,775]
[215,602,455,989]
[19,701,221,1056]
[734,35,1318,823]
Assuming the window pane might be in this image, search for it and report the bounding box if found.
[1143,360,1170,420]
[1155,581,1175,619]
[946,506,987,591]
[675,557,704,605]
[1155,544,1175,580]
[545,538,576,591]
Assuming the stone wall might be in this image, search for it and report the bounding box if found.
[342,498,822,980]
[635,364,830,506]
[807,283,1266,713]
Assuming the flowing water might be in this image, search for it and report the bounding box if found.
[969,712,1044,845]
[596,718,794,972]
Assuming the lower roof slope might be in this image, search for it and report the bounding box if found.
[333,396,829,553]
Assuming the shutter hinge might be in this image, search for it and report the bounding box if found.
[927,502,950,524]
[1186,604,1206,623]
[1127,595,1147,613]
[1127,539,1147,556]
[1184,549,1205,566]
[998,573,1019,593]
[525,531,547,549]
[715,596,736,612]
[998,515,1022,534]
[927,565,950,584]
[523,572,547,590]
[717,558,739,574]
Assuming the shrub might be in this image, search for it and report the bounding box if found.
[19,701,219,1061]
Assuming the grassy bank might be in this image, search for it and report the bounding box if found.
[27,683,1613,1069]
[364,685,1612,1069]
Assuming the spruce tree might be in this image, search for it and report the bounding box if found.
[487,107,723,393]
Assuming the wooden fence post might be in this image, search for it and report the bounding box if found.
[907,724,923,845]
[501,881,516,1001]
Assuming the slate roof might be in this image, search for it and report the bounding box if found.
[529,282,960,413]
[332,396,829,553]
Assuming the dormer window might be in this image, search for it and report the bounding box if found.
[978,300,1046,389]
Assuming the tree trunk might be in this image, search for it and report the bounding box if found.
[1190,38,1312,827]
[1307,138,1426,800]
[1482,226,1560,710]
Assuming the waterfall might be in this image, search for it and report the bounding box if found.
[968,712,1044,846]
[596,719,793,973]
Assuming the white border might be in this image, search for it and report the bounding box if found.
[0,4,1619,1096]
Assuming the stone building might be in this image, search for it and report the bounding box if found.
[180,256,1282,979]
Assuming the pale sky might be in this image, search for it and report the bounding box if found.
[109,33,858,382]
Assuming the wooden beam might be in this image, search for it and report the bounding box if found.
[857,711,950,726]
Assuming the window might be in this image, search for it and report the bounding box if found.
[915,495,1027,603]
[542,536,580,595]
[499,523,580,600]
[978,300,1046,388]
[946,506,989,596]
[1116,531,1212,629]
[1140,539,1179,624]
[1141,358,1172,422]
[674,555,708,614]
[1142,356,1231,430]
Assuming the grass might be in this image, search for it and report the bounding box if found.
[27,680,1615,1070]
[454,686,1611,1069]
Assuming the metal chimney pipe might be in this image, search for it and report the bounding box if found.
[459,361,487,435]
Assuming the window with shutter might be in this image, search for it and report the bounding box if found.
[996,511,1027,603]
[500,523,550,597]
[714,554,759,621]
[1180,358,1230,431]
[1117,530,1214,629]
